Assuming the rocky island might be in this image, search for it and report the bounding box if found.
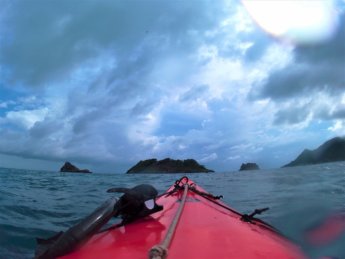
[126,158,214,174]
[239,163,260,171]
[283,137,345,167]
[60,162,92,173]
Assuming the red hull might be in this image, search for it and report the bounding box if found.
[61,178,306,259]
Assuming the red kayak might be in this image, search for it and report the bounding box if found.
[49,176,305,259]
[36,177,306,258]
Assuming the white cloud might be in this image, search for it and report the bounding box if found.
[199,153,218,163]
[227,155,240,160]
[328,120,344,133]
[0,0,344,172]
[0,101,15,109]
[6,108,49,129]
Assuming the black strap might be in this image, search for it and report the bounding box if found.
[241,207,269,222]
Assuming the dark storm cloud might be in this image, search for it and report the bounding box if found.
[179,85,209,102]
[273,104,310,125]
[0,0,235,170]
[243,30,272,62]
[258,63,345,100]
[1,0,228,88]
[248,11,345,127]
[331,108,345,119]
[254,13,345,101]
[0,0,230,149]
[268,98,345,126]
[29,119,61,139]
[6,0,334,172]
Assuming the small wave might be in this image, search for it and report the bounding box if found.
[1,166,344,258]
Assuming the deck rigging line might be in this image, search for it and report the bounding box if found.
[148,183,188,259]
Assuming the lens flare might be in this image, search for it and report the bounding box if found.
[242,0,339,45]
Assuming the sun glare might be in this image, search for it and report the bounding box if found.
[242,0,339,44]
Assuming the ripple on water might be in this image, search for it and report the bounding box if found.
[0,166,344,258]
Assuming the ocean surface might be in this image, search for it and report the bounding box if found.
[0,163,344,259]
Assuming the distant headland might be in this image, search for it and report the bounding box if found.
[126,158,214,174]
[60,162,92,173]
[239,162,260,171]
[283,137,345,167]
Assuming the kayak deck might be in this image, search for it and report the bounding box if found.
[61,177,306,259]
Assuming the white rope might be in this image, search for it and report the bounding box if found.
[148,184,189,259]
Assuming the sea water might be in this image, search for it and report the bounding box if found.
[0,163,344,259]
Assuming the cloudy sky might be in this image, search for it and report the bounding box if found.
[0,0,344,173]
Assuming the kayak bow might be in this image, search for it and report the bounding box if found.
[56,176,306,259]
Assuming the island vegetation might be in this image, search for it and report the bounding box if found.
[60,162,92,173]
[283,137,345,167]
[239,163,260,171]
[126,158,214,174]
